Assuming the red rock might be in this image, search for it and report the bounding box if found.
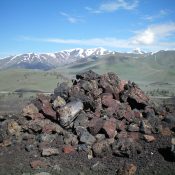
[42,101,57,120]
[116,119,126,131]
[129,86,149,105]
[118,80,128,92]
[42,123,56,134]
[88,118,104,135]
[103,118,116,138]
[30,160,48,169]
[143,135,155,142]
[101,93,114,107]
[63,145,75,154]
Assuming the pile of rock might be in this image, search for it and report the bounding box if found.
[17,70,171,158]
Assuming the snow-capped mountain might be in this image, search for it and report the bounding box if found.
[132,48,146,54]
[0,48,113,70]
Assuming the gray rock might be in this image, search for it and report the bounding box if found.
[92,139,114,157]
[64,132,78,146]
[73,111,88,129]
[164,115,175,124]
[54,82,70,100]
[41,147,59,156]
[58,100,83,127]
[76,126,96,145]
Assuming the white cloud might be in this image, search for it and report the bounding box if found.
[21,23,175,51]
[86,0,139,13]
[60,12,83,24]
[142,9,169,22]
[132,23,175,45]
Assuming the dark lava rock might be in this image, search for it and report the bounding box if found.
[76,70,100,81]
[54,82,70,100]
[164,115,175,125]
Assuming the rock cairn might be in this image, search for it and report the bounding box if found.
[14,70,174,158]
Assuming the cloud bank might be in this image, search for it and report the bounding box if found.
[21,23,175,51]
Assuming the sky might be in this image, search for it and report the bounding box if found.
[0,0,175,57]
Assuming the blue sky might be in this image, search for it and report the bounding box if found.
[0,0,175,57]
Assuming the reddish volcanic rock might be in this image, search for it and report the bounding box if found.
[103,118,117,138]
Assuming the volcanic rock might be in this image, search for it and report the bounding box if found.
[76,126,96,145]
[53,96,66,109]
[58,100,83,127]
[41,147,59,156]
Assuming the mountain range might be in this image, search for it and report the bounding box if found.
[0,48,174,70]
[0,48,113,70]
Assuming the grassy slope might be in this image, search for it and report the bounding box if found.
[0,69,69,92]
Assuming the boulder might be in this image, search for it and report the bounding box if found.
[58,100,83,127]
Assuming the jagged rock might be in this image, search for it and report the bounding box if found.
[53,96,66,109]
[101,93,114,107]
[7,120,21,136]
[58,100,83,127]
[64,132,78,146]
[41,101,57,120]
[73,111,89,129]
[88,118,104,135]
[23,103,44,120]
[92,138,114,157]
[120,84,149,110]
[76,70,99,81]
[102,117,117,138]
[76,126,96,145]
[54,82,70,100]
